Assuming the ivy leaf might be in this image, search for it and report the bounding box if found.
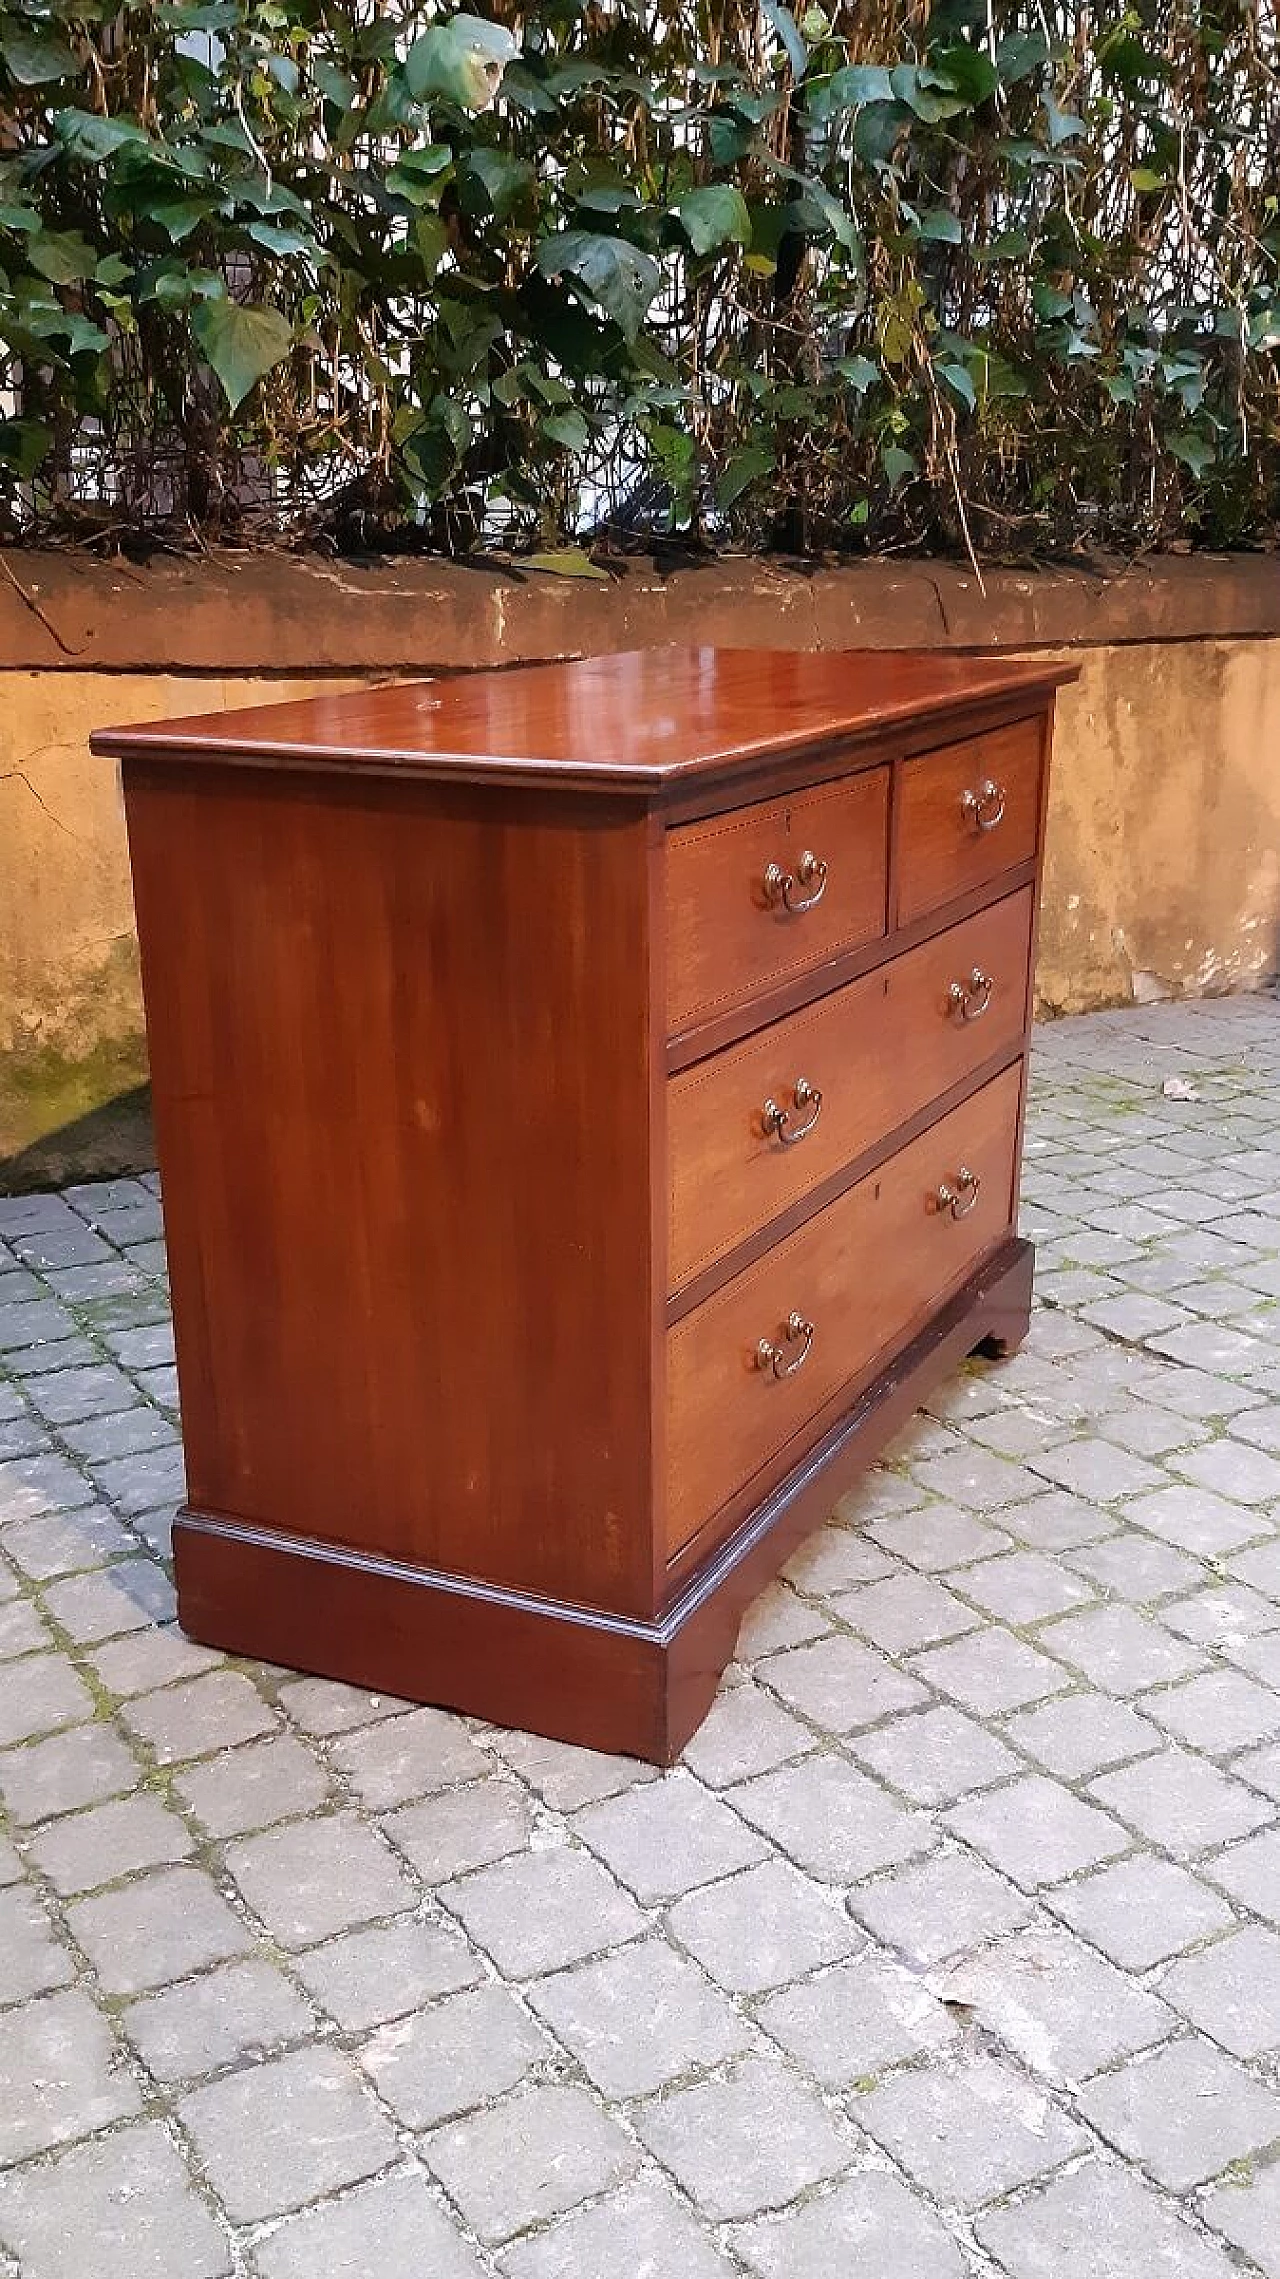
[835,353,879,393]
[1044,91,1087,146]
[385,145,453,203]
[54,110,148,161]
[537,230,661,344]
[0,417,52,475]
[462,148,534,220]
[817,63,895,111]
[191,298,294,407]
[918,208,963,244]
[0,22,80,84]
[677,185,751,255]
[937,357,976,409]
[931,43,999,104]
[890,64,967,121]
[405,15,517,111]
[26,230,95,284]
[761,0,808,82]
[522,545,608,578]
[716,440,774,508]
[881,443,918,489]
[1168,430,1215,475]
[539,409,590,451]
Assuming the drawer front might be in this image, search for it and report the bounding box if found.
[666,1062,1022,1558]
[668,887,1034,1292]
[667,766,889,1033]
[897,716,1043,924]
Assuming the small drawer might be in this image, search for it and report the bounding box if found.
[665,1062,1022,1558]
[666,766,889,1033]
[897,716,1043,925]
[667,887,1034,1292]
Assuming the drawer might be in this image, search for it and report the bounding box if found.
[897,716,1043,924]
[666,766,889,1032]
[666,1062,1022,1558]
[668,888,1033,1292]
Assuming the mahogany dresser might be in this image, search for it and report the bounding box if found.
[95,646,1077,1762]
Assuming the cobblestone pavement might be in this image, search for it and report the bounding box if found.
[3,998,1280,2276]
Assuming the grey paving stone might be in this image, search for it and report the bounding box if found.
[910,1443,1036,1507]
[679,1678,813,1788]
[3,1503,137,1579]
[850,1703,1020,1805]
[502,2172,736,2279]
[0,1718,140,1824]
[0,1301,78,1356]
[1028,1440,1165,1503]
[834,1571,981,1654]
[254,2170,486,2279]
[912,1625,1073,1715]
[99,1320,176,1371]
[294,1915,484,2031]
[946,1774,1133,1888]
[781,1522,897,1593]
[123,1957,314,2084]
[1078,2036,1280,2191]
[1161,1924,1280,2058]
[440,1845,646,1977]
[728,1753,932,1882]
[529,1935,751,2095]
[0,1884,74,2005]
[489,1726,659,1811]
[937,1926,1171,2082]
[1235,1738,1280,1801]
[1176,1438,1280,1503]
[867,1503,1014,1571]
[734,1579,834,1659]
[61,1407,176,1466]
[1066,1532,1204,1602]
[68,1863,253,1994]
[1090,1748,1274,1858]
[1205,1826,1280,1923]
[120,1669,279,1762]
[1201,2163,1280,2277]
[0,1594,48,1659]
[950,1548,1097,1625]
[360,1982,549,2127]
[327,1701,490,1807]
[1003,1489,1116,1552]
[0,1987,140,2163]
[0,2119,232,2279]
[1002,1693,1160,1780]
[181,2046,398,2222]
[855,2051,1086,2207]
[40,1556,173,1643]
[223,1811,415,1948]
[733,2170,967,2279]
[0,1650,93,1746]
[91,1443,186,1515]
[1049,1853,1235,1970]
[757,1947,957,2087]
[1162,1580,1280,1645]
[976,2160,1240,2279]
[275,1673,417,1736]
[1146,1668,1280,1755]
[22,1365,140,1427]
[1039,1604,1207,1694]
[573,1770,765,1902]
[173,1731,330,1836]
[384,1775,532,1884]
[666,1856,860,1994]
[1127,1483,1261,1556]
[1229,1541,1280,1600]
[3,1333,98,1378]
[755,1632,930,1732]
[426,2082,637,2244]
[632,2054,849,2222]
[28,1792,194,1894]
[850,1847,1033,1966]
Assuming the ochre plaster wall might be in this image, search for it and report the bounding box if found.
[2,554,1277,1166]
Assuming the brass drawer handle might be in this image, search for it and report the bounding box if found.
[756,1310,815,1379]
[763,850,828,913]
[948,967,993,1021]
[762,1077,823,1147]
[961,779,1006,832]
[934,1166,981,1220]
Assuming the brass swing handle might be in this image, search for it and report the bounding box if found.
[934,1166,981,1220]
[961,779,1006,832]
[756,1311,815,1379]
[763,849,828,913]
[761,1077,823,1147]
[948,967,993,1022]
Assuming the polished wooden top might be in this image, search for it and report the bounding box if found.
[93,645,1077,794]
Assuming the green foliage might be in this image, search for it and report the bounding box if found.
[0,0,1276,556]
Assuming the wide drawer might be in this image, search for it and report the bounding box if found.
[666,766,889,1033]
[897,716,1043,924]
[668,886,1034,1293]
[665,1062,1022,1558]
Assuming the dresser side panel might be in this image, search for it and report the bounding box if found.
[123,759,657,1615]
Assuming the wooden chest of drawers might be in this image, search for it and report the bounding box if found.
[94,646,1076,1762]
